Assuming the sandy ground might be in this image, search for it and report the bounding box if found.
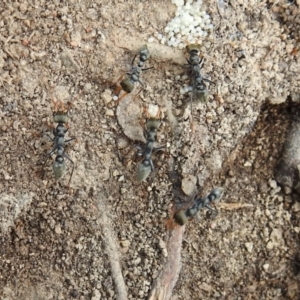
[0,1,299,299]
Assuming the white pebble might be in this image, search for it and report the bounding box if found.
[172,0,184,6]
[181,28,189,35]
[112,95,118,101]
[178,42,185,49]
[163,0,212,49]
[180,88,186,95]
[148,37,154,43]
[189,24,195,31]
[194,19,200,26]
[185,3,191,10]
[174,17,181,24]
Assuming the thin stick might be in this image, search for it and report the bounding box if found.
[218,202,254,210]
[148,225,185,300]
[95,192,128,300]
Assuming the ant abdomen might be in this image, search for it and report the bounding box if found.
[120,78,135,94]
[137,160,152,182]
[53,155,66,180]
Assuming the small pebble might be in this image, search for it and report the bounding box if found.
[263,263,269,271]
[55,225,62,235]
[105,109,114,117]
[269,179,277,189]
[245,242,253,253]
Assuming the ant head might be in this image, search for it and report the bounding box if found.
[186,43,200,55]
[173,210,188,226]
[53,112,68,123]
[52,99,70,123]
[120,78,134,93]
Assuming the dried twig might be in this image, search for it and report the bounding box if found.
[95,192,128,300]
[148,225,185,300]
[218,202,253,210]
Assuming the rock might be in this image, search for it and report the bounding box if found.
[245,242,253,253]
[181,174,197,196]
[55,225,62,234]
[91,289,101,300]
[275,111,300,194]
[116,94,145,142]
[101,89,113,104]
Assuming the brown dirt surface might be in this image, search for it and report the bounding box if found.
[0,1,299,300]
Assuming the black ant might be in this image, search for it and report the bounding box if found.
[114,45,153,102]
[43,100,75,185]
[173,187,224,226]
[136,105,164,181]
[186,44,214,103]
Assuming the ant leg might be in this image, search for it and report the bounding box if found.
[117,91,129,103]
[205,203,219,217]
[131,78,145,101]
[114,74,125,86]
[188,91,194,132]
[137,79,144,88]
[47,143,59,158]
[203,78,215,85]
[143,128,148,140]
[199,58,204,68]
[141,66,154,71]
[42,156,50,179]
[132,87,143,101]
[65,137,76,144]
[135,144,144,152]
[47,133,54,141]
[153,145,165,152]
[131,55,137,66]
[113,85,123,97]
[42,146,56,179]
[63,152,75,186]
[112,74,125,95]
[149,158,155,172]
